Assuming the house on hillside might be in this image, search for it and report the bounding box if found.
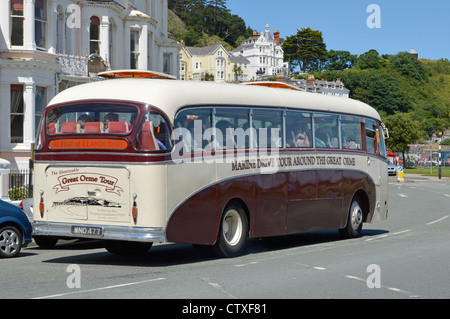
[290,74,350,98]
[232,24,288,81]
[179,44,250,82]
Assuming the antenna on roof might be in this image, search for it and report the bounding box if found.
[98,69,176,80]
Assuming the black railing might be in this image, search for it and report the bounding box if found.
[8,169,33,201]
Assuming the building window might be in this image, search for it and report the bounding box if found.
[10,0,24,46]
[10,85,24,144]
[163,53,171,74]
[90,16,101,54]
[130,30,140,69]
[35,0,47,49]
[35,86,46,139]
[195,62,202,69]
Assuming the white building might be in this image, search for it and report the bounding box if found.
[233,24,287,81]
[0,0,180,174]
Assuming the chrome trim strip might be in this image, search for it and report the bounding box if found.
[33,221,166,243]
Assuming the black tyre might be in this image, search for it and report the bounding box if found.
[104,241,152,255]
[339,196,363,239]
[34,236,59,248]
[0,226,23,258]
[212,202,248,258]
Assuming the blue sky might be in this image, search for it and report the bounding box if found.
[225,0,450,60]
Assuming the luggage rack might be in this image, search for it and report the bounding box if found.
[242,81,302,91]
[98,69,176,80]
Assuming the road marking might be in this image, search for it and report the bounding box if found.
[310,264,420,298]
[235,261,258,267]
[344,275,364,282]
[426,215,449,225]
[398,194,408,198]
[365,229,411,242]
[33,277,166,299]
[392,229,411,235]
[313,266,326,270]
[365,234,388,241]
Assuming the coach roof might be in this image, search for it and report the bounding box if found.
[48,78,381,121]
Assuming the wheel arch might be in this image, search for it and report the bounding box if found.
[353,189,371,223]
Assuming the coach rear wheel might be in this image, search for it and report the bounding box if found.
[339,196,363,239]
[213,203,248,258]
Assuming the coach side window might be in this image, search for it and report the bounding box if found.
[215,108,249,150]
[285,111,312,148]
[252,109,283,149]
[365,119,377,154]
[173,108,212,154]
[314,113,339,149]
[341,116,362,150]
[135,111,172,151]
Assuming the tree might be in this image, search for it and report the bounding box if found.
[282,28,327,73]
[232,64,243,82]
[384,113,421,164]
[324,50,357,71]
[356,49,381,70]
[389,51,425,81]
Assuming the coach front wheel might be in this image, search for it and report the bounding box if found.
[213,203,248,258]
[339,196,363,239]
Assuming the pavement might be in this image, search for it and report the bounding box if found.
[400,173,450,182]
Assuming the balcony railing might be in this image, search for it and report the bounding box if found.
[57,54,88,77]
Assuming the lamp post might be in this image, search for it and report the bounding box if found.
[436,131,444,180]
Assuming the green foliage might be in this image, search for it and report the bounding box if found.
[168,0,253,48]
[388,52,425,80]
[356,49,381,70]
[282,28,327,73]
[8,185,30,201]
[323,50,357,71]
[384,113,421,163]
[314,54,449,145]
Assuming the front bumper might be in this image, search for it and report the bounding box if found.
[33,221,166,243]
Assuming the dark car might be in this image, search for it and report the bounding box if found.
[0,199,33,258]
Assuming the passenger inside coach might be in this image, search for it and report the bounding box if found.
[77,114,93,132]
[103,112,119,132]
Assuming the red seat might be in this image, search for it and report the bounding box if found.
[139,121,160,151]
[84,122,104,133]
[61,122,80,134]
[108,121,129,134]
[48,122,58,134]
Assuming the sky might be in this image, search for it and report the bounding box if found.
[225,0,450,61]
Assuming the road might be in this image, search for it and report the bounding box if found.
[1,175,449,304]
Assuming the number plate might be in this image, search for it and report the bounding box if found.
[71,226,104,237]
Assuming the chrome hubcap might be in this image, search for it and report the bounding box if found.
[350,202,363,230]
[222,209,243,246]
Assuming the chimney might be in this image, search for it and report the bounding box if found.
[274,29,280,46]
[307,74,315,85]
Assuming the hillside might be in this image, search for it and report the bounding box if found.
[313,55,450,140]
[167,1,253,49]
